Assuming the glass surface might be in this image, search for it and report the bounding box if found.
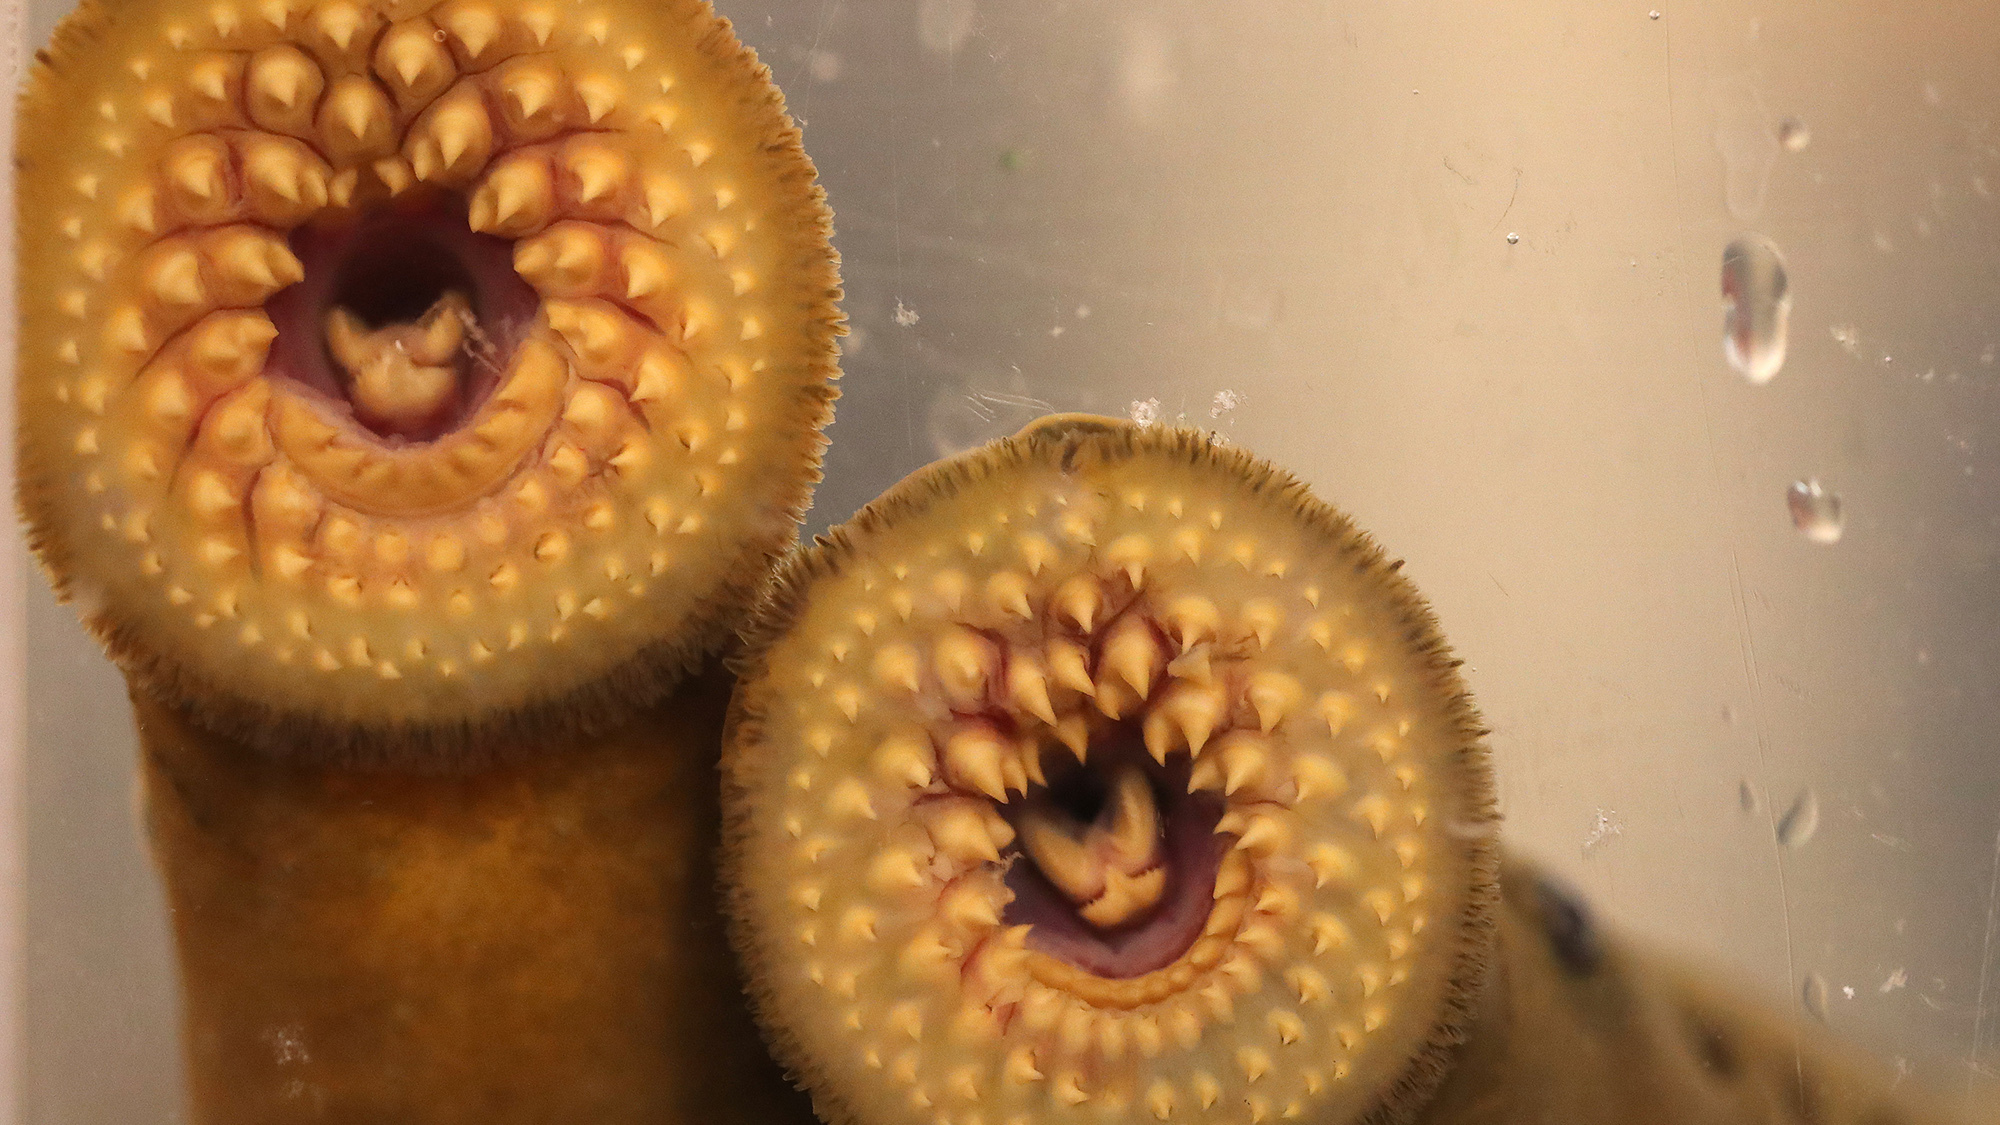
[12,0,2000,1119]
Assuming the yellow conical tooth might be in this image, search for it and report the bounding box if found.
[868,848,925,891]
[1238,1048,1271,1084]
[311,0,370,54]
[190,311,278,382]
[1105,534,1152,589]
[941,882,1000,929]
[468,154,554,236]
[563,140,631,208]
[1046,638,1094,697]
[933,626,996,706]
[1004,1047,1043,1085]
[1104,766,1160,870]
[416,85,494,178]
[873,643,923,693]
[1100,615,1163,701]
[246,44,323,132]
[620,241,670,299]
[930,569,967,612]
[923,800,1011,865]
[873,730,934,789]
[443,1,501,61]
[212,229,303,293]
[1054,1073,1089,1107]
[575,74,619,123]
[1047,714,1088,763]
[145,248,206,308]
[1247,671,1302,733]
[374,20,454,108]
[827,778,876,822]
[1187,757,1225,793]
[1162,595,1220,649]
[318,74,394,159]
[1241,598,1283,650]
[1218,732,1272,795]
[161,136,231,220]
[1212,853,1251,900]
[1005,656,1057,725]
[1288,965,1331,1004]
[943,726,1011,801]
[1147,1081,1177,1121]
[1052,575,1102,633]
[1233,813,1289,855]
[1018,807,1102,904]
[986,570,1033,619]
[1305,843,1356,889]
[1151,680,1227,762]
[514,225,604,294]
[500,60,560,125]
[1291,755,1348,803]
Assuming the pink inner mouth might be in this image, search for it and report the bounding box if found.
[264,191,542,442]
[998,735,1228,979]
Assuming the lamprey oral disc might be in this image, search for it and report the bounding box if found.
[18,0,842,766]
[723,415,1500,1125]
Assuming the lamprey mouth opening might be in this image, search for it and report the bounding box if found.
[269,191,537,441]
[997,732,1227,980]
[18,0,842,763]
[724,417,1499,1125]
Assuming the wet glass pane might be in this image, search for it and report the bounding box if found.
[10,0,2000,1120]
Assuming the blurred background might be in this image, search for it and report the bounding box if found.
[11,0,2000,1120]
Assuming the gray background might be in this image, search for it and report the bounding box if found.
[16,0,2000,1120]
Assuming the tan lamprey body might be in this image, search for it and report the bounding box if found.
[18,0,841,763]
[140,668,815,1124]
[723,417,1992,1125]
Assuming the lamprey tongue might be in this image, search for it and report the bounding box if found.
[324,291,472,438]
[723,416,1500,1125]
[17,0,842,765]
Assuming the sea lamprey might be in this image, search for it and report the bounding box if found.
[721,416,1997,1125]
[17,0,840,1120]
[724,415,1499,1125]
[17,0,842,766]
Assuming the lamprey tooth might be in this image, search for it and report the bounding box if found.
[373,18,455,109]
[317,74,397,162]
[20,0,842,762]
[467,150,556,236]
[724,416,1499,1125]
[245,43,325,136]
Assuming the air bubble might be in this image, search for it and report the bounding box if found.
[1786,480,1844,544]
[1775,787,1819,846]
[1721,235,1790,384]
[1505,231,1520,244]
[1777,117,1810,152]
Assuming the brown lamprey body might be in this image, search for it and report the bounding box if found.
[1414,861,1998,1125]
[138,664,815,1125]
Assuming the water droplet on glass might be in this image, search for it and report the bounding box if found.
[1778,117,1811,152]
[1721,235,1791,384]
[1505,231,1520,245]
[1801,972,1830,1022]
[1776,787,1820,846]
[1786,480,1844,544]
[1649,9,1661,19]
